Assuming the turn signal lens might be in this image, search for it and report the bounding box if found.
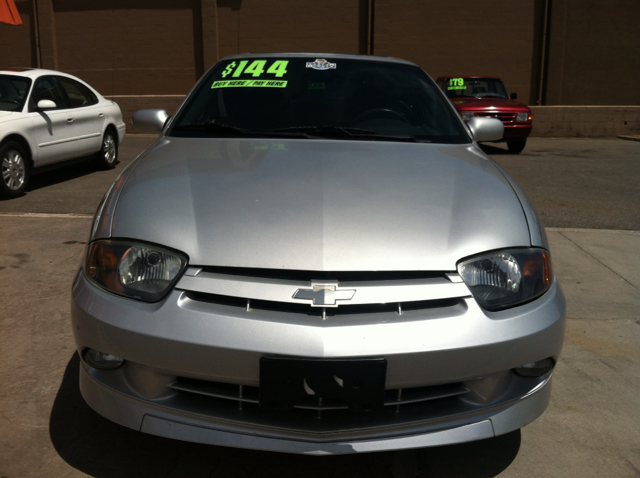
[83,348,125,370]
[514,358,555,377]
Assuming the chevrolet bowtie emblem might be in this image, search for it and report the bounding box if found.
[293,281,356,307]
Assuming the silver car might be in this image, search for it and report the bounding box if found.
[71,53,565,455]
[0,68,125,199]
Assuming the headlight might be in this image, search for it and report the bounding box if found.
[516,112,531,121]
[85,240,188,302]
[457,248,552,311]
[461,112,475,122]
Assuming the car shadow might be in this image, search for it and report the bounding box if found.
[50,353,521,478]
[25,157,117,192]
[479,144,511,155]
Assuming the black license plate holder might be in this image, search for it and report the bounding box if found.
[259,357,387,412]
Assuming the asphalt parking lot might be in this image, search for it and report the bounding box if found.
[0,136,639,477]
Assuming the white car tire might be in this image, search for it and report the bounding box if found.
[0,141,29,199]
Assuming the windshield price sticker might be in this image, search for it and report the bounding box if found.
[447,77,466,90]
[306,59,337,70]
[212,79,287,89]
[219,60,289,80]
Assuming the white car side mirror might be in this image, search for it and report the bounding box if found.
[37,99,57,110]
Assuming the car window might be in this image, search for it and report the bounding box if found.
[30,76,69,110]
[0,75,31,112]
[172,58,469,144]
[444,77,509,99]
[57,76,99,108]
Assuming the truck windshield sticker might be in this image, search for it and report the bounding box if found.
[306,59,337,70]
[212,79,287,88]
[447,78,466,90]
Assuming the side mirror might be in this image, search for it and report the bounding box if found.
[37,99,57,110]
[467,117,504,142]
[132,109,169,134]
[510,92,518,100]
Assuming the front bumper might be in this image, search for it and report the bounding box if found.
[71,269,565,453]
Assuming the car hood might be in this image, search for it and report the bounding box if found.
[450,98,529,111]
[0,110,14,119]
[110,138,531,271]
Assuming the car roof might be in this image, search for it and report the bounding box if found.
[0,67,82,79]
[219,52,419,67]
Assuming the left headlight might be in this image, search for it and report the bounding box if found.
[85,240,188,302]
[457,248,552,311]
[516,112,531,121]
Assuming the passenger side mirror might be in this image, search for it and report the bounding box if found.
[132,109,170,134]
[37,99,57,110]
[510,92,518,100]
[466,117,504,142]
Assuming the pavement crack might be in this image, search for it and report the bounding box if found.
[558,231,640,292]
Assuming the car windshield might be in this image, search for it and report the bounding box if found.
[444,77,509,99]
[0,75,31,112]
[171,57,469,144]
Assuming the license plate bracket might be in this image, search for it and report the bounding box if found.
[259,357,387,412]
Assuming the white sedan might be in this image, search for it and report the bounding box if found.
[0,68,126,199]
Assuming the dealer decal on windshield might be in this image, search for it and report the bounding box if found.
[306,59,336,70]
[212,60,289,88]
[447,78,466,90]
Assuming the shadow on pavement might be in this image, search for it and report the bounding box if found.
[478,144,511,155]
[50,353,520,478]
[26,159,114,192]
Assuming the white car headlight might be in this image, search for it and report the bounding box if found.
[516,112,530,121]
[457,248,552,311]
[85,240,188,302]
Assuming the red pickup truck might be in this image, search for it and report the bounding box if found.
[436,76,532,153]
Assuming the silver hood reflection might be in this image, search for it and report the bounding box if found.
[109,138,531,271]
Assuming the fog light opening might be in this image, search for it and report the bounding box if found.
[514,357,555,377]
[83,348,125,370]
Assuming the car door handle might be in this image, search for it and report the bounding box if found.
[67,117,74,123]
[98,113,104,118]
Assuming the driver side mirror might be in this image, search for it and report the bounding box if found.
[132,109,170,134]
[510,92,518,100]
[466,117,504,142]
[37,99,57,110]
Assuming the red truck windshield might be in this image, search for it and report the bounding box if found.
[444,77,509,99]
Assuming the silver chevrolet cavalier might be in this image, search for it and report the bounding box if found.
[71,53,565,454]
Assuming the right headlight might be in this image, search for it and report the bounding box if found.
[457,248,552,311]
[85,240,188,302]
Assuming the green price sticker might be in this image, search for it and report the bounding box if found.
[447,77,466,90]
[212,79,288,89]
[221,60,289,79]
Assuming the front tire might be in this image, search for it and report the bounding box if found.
[95,129,118,170]
[507,140,526,154]
[0,141,29,199]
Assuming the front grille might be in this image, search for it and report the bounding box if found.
[185,291,462,317]
[169,376,469,416]
[176,267,470,319]
[476,111,516,125]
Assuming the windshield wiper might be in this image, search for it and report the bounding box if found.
[172,122,255,135]
[172,122,311,138]
[271,125,419,142]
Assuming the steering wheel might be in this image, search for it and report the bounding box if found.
[1,99,20,106]
[352,108,408,124]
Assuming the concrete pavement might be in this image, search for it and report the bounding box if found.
[0,214,638,477]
